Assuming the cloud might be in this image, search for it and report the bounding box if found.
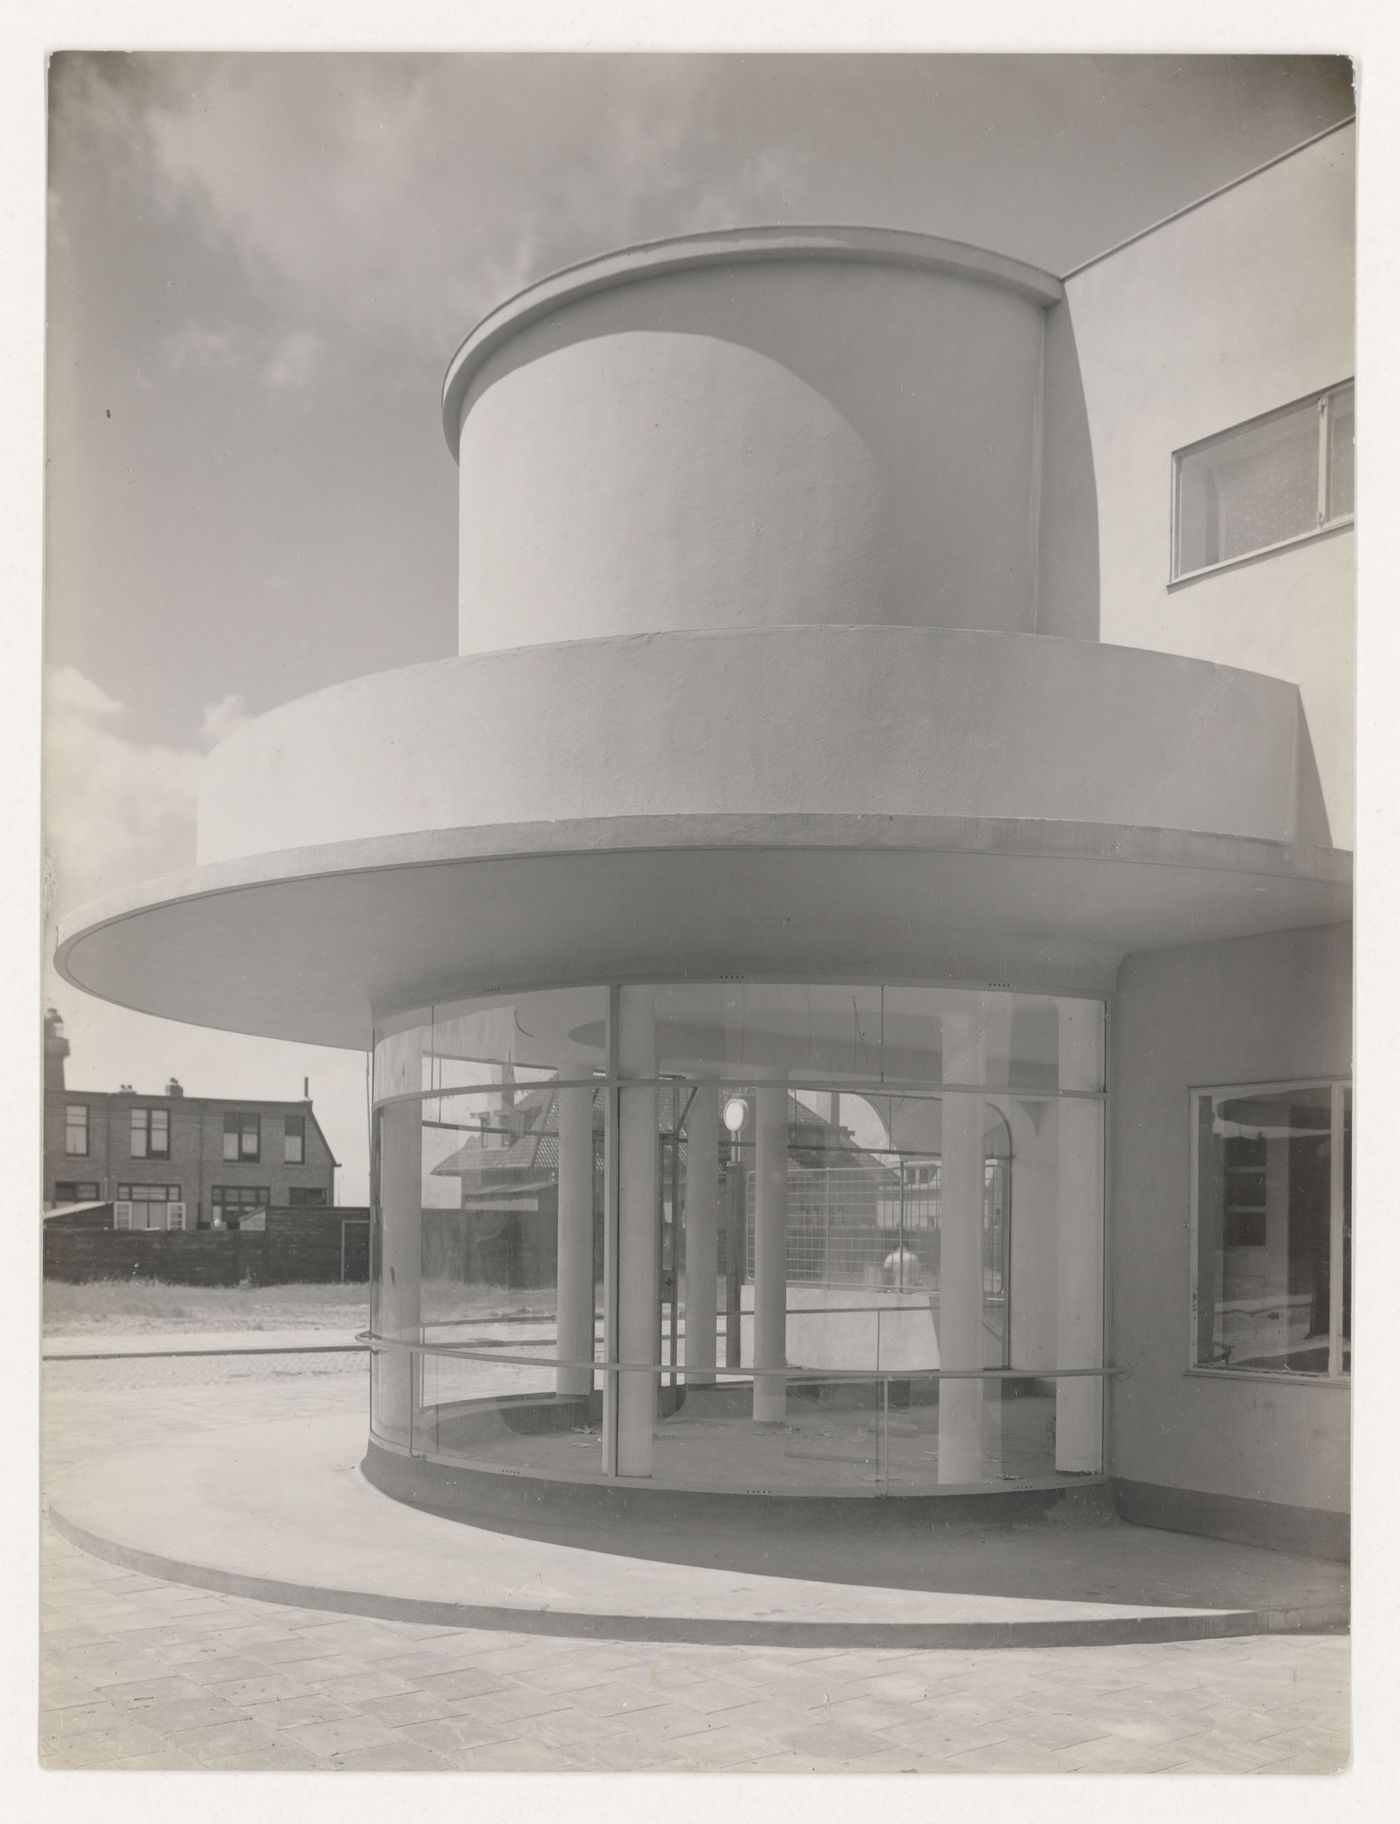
[53,55,812,354]
[161,319,324,393]
[42,665,371,1198]
[43,665,202,919]
[262,328,323,391]
[199,693,252,746]
[162,320,246,374]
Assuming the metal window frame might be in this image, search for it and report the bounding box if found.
[1187,1076,1351,1383]
[1170,379,1355,585]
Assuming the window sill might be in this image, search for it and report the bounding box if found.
[1187,1366,1351,1388]
[1169,515,1354,590]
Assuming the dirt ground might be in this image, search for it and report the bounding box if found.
[41,1278,372,1336]
[41,1276,564,1336]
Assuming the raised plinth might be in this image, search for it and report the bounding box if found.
[46,1411,1349,1649]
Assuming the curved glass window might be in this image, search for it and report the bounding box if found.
[370,982,1106,1495]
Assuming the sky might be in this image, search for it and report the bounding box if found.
[41,52,1355,1202]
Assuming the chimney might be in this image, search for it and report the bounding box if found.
[44,1008,69,1093]
[166,1077,184,1098]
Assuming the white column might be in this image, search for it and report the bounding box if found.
[617,990,658,1476]
[555,1086,595,1399]
[937,1064,985,1484]
[683,1086,719,1386]
[377,1096,423,1442]
[752,1081,788,1425]
[1006,1108,1057,1372]
[1055,1000,1104,1474]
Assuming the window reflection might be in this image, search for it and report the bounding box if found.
[370,981,1107,1490]
[1194,1082,1350,1377]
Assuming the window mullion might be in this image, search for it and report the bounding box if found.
[1328,1080,1345,1379]
[1316,393,1330,528]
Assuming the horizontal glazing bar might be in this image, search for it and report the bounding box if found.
[372,1075,1108,1111]
[419,1301,1001,1330]
[360,1331,1120,1381]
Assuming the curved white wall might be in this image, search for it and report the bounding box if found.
[455,257,1058,653]
[196,627,1326,866]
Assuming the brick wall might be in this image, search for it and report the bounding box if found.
[43,1207,370,1286]
[44,1089,337,1218]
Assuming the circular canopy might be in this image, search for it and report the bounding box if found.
[55,814,1351,1050]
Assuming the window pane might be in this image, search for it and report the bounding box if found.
[1195,1084,1337,1374]
[222,1131,239,1160]
[130,1112,148,1158]
[1177,398,1320,573]
[374,986,610,1101]
[373,1086,604,1467]
[650,982,882,1082]
[65,1105,88,1153]
[1327,383,1354,521]
[151,1109,169,1150]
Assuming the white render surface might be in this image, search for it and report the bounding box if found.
[196,628,1330,866]
[455,256,1052,651]
[1109,921,1352,1518]
[1068,126,1355,846]
[55,827,1350,1050]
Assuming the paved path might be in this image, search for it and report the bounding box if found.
[41,1349,1351,1774]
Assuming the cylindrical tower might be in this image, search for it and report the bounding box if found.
[443,228,1076,652]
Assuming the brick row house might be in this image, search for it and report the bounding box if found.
[43,1009,337,1228]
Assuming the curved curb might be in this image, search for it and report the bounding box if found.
[46,1500,1349,1652]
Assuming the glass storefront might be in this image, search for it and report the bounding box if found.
[369,982,1107,1495]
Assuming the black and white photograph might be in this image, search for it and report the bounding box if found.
[10,12,1396,1806]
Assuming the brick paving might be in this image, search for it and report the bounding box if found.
[39,1350,1351,1774]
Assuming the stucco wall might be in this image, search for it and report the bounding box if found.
[1108,922,1352,1517]
[1066,127,1355,846]
[196,627,1326,864]
[456,256,1075,652]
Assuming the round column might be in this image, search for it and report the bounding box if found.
[555,1086,596,1399]
[683,1086,720,1386]
[377,1096,423,1443]
[617,990,658,1476]
[752,1082,788,1425]
[936,1008,991,1483]
[1055,1001,1104,1473]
